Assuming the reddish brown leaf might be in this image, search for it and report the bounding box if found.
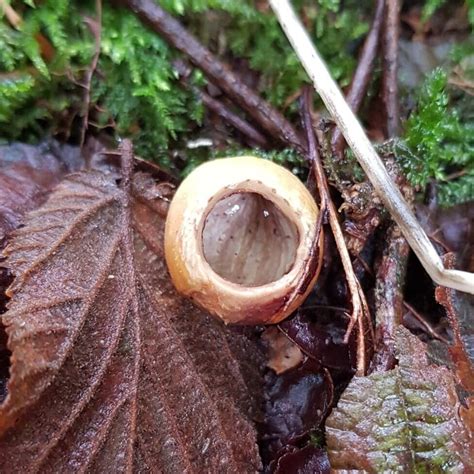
[0,141,85,248]
[0,142,263,472]
[274,445,330,474]
[326,326,473,472]
[435,253,474,394]
[261,358,333,464]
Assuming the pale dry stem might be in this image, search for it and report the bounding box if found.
[269,0,474,295]
[0,0,22,29]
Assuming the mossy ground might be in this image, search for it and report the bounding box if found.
[0,0,473,205]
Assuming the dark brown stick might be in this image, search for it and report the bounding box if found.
[381,0,400,138]
[371,0,408,373]
[371,225,409,371]
[199,91,269,148]
[174,61,269,148]
[122,0,305,151]
[80,0,102,150]
[331,0,385,159]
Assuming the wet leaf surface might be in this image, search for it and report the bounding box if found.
[326,326,473,472]
[417,201,474,272]
[0,141,85,248]
[279,310,356,373]
[274,444,330,474]
[262,327,304,375]
[0,143,264,472]
[260,358,333,465]
[435,279,474,437]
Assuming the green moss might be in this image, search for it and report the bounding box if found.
[400,68,474,206]
[181,146,306,179]
[219,0,370,106]
[0,0,201,161]
[422,0,474,26]
[0,0,371,163]
[0,0,93,141]
[94,6,203,161]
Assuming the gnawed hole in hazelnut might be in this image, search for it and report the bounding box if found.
[202,192,299,286]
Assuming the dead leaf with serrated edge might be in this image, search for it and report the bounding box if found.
[325,325,473,472]
[0,141,263,473]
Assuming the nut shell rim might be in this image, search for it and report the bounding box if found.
[164,156,323,325]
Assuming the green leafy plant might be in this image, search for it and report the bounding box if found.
[401,68,474,206]
[0,0,202,161]
[0,0,371,164]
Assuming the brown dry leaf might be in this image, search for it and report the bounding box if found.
[0,141,87,248]
[325,326,473,472]
[0,141,263,472]
[435,254,474,392]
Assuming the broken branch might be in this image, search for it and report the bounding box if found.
[331,0,385,159]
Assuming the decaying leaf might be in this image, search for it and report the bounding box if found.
[0,142,263,472]
[0,141,85,247]
[436,254,474,393]
[278,310,356,373]
[274,445,330,474]
[325,325,473,472]
[261,358,333,464]
[435,254,474,435]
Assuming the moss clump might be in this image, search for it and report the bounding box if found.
[0,1,203,162]
[401,68,474,206]
[0,0,371,165]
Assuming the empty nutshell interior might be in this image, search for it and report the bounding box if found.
[202,192,299,287]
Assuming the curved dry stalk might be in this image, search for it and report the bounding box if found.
[302,87,372,375]
[269,0,474,295]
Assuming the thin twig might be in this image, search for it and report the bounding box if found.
[301,87,372,375]
[403,301,449,344]
[80,0,102,150]
[199,92,269,148]
[122,0,305,151]
[0,0,22,29]
[304,304,349,313]
[174,61,269,148]
[372,0,410,372]
[331,0,385,159]
[269,0,474,295]
[381,0,401,138]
